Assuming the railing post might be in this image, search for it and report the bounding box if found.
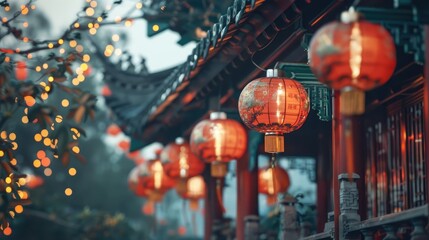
[382,225,399,240]
[360,229,375,240]
[410,218,429,240]
[339,173,361,240]
[244,215,259,240]
[278,194,300,240]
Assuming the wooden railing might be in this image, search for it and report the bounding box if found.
[276,173,429,240]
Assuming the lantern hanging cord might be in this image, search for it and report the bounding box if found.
[250,31,279,72]
[270,153,277,168]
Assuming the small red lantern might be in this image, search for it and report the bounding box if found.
[308,7,396,115]
[101,85,112,96]
[142,201,155,215]
[106,124,121,136]
[190,112,247,178]
[162,138,205,194]
[118,140,130,151]
[238,69,310,153]
[15,61,28,81]
[258,166,290,205]
[178,176,205,211]
[141,159,175,195]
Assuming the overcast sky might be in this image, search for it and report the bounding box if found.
[37,0,196,72]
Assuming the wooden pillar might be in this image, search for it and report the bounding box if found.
[203,165,224,240]
[316,120,332,232]
[424,26,429,217]
[236,152,259,240]
[332,90,341,240]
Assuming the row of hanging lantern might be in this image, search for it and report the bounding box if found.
[127,109,293,216]
[124,5,397,236]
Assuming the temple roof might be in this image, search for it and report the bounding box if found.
[100,0,356,150]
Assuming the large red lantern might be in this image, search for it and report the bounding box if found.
[258,166,290,205]
[238,69,310,153]
[190,112,247,178]
[309,7,396,115]
[161,138,205,194]
[15,61,28,81]
[178,176,205,211]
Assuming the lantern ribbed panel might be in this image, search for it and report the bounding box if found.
[190,118,247,163]
[258,166,290,196]
[309,20,396,91]
[161,142,205,179]
[238,78,309,134]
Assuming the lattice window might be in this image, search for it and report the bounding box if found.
[365,98,426,218]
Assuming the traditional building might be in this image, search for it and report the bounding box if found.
[99,0,429,239]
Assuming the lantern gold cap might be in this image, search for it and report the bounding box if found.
[211,161,228,178]
[266,69,285,77]
[210,112,227,120]
[264,133,285,153]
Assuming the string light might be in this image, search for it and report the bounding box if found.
[61,99,69,107]
[136,2,143,9]
[68,168,77,176]
[65,188,73,196]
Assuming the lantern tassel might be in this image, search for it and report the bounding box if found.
[216,179,226,213]
[192,211,197,236]
[340,88,365,115]
[267,153,280,204]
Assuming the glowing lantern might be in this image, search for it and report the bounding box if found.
[161,138,205,194]
[238,69,310,153]
[106,124,121,136]
[141,159,175,196]
[178,226,187,236]
[258,166,290,205]
[190,112,247,178]
[101,85,112,96]
[128,164,165,202]
[178,176,205,211]
[118,140,130,151]
[15,61,28,81]
[25,174,44,189]
[142,201,155,215]
[308,7,396,115]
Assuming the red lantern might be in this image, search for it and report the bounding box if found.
[101,85,112,96]
[141,159,175,194]
[15,61,28,81]
[25,174,44,189]
[309,7,396,115]
[238,69,310,153]
[162,138,205,193]
[142,201,155,215]
[106,124,121,136]
[118,140,130,151]
[190,112,247,178]
[128,163,168,202]
[178,226,187,236]
[178,176,205,211]
[258,166,290,205]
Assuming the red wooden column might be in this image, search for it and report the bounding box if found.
[424,26,429,214]
[203,165,224,240]
[332,90,366,239]
[236,152,259,240]
[332,91,341,240]
[316,120,332,232]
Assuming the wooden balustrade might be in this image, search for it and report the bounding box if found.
[276,173,429,240]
